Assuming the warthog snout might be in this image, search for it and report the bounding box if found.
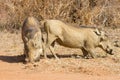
[106,49,113,55]
[33,48,43,62]
[33,56,40,62]
[25,52,40,62]
[99,40,114,55]
[26,51,41,63]
[25,55,40,63]
[27,39,43,63]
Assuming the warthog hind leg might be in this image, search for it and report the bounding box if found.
[81,48,89,59]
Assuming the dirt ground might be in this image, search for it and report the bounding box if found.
[0,28,120,80]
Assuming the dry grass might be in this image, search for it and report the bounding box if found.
[0,0,120,31]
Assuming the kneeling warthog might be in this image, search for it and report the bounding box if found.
[44,20,113,59]
[22,16,43,63]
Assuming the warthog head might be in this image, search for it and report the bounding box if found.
[100,40,113,55]
[26,32,43,62]
[95,29,113,55]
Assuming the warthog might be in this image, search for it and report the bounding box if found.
[43,20,113,59]
[22,16,43,63]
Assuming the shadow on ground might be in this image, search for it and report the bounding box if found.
[0,55,25,63]
[40,54,83,59]
[0,53,84,63]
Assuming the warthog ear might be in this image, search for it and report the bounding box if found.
[94,29,101,36]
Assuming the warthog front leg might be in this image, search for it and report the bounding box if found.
[86,48,97,58]
[42,43,47,59]
[47,34,59,59]
[81,48,89,59]
[49,41,59,59]
[42,33,48,59]
[24,44,29,62]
